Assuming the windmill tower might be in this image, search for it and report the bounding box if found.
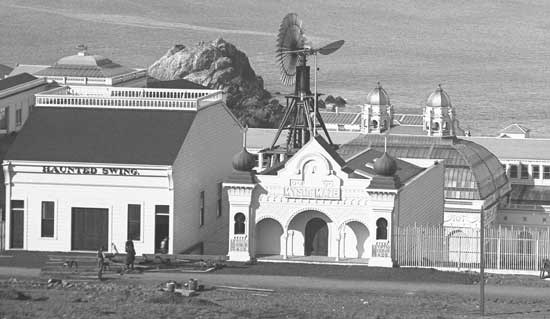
[260,13,345,169]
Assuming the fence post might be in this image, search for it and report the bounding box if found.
[497,234,501,270]
[458,236,462,271]
[536,239,539,271]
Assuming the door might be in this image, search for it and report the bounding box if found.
[10,207,24,249]
[155,215,169,253]
[305,218,328,256]
[71,207,108,251]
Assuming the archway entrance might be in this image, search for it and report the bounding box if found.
[305,218,328,256]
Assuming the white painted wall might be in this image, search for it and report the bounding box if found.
[172,102,241,255]
[5,162,171,254]
[0,81,48,133]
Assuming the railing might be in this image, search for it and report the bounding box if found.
[372,240,391,257]
[35,86,224,111]
[230,235,248,252]
[394,225,550,273]
[0,220,4,252]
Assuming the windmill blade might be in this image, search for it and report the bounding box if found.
[317,40,345,55]
[276,13,306,86]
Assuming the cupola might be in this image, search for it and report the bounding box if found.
[373,152,397,176]
[232,148,256,171]
[362,82,393,134]
[366,82,391,106]
[426,84,451,108]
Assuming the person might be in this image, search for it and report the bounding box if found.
[125,240,136,271]
[97,246,106,280]
[160,237,168,254]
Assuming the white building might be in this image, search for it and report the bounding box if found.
[0,73,49,134]
[3,86,241,254]
[247,85,510,231]
[225,135,445,266]
[10,46,146,88]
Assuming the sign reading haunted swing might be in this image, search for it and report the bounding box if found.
[42,166,140,176]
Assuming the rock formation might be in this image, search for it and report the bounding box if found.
[148,38,282,127]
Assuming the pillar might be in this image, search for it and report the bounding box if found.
[225,183,256,262]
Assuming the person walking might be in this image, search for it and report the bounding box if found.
[125,240,136,271]
[97,246,106,280]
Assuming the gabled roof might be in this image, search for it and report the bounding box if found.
[465,136,550,160]
[245,128,360,150]
[35,63,136,78]
[5,107,196,165]
[510,185,550,205]
[320,111,361,125]
[394,113,423,126]
[147,79,207,90]
[343,148,423,184]
[9,64,49,76]
[500,123,530,134]
[339,134,509,200]
[0,73,38,91]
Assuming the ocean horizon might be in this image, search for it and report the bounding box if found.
[1,0,549,137]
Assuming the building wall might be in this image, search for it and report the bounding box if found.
[172,102,241,255]
[0,83,47,133]
[396,161,445,227]
[5,162,171,254]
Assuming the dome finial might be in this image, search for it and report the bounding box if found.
[438,83,443,91]
[377,81,381,88]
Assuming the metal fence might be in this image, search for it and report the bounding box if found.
[0,221,4,252]
[394,225,550,273]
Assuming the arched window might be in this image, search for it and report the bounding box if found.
[234,213,246,234]
[443,121,448,130]
[376,218,388,240]
[371,120,378,129]
[432,122,440,131]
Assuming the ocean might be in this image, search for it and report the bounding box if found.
[1,0,549,137]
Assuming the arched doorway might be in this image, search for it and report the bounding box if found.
[256,218,284,256]
[305,218,328,256]
[341,221,369,259]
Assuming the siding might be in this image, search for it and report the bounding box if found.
[172,102,241,255]
[0,84,47,133]
[397,162,445,226]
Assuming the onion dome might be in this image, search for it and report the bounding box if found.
[232,147,256,171]
[426,84,451,107]
[373,152,397,176]
[366,82,390,106]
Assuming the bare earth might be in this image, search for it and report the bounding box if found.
[2,264,550,319]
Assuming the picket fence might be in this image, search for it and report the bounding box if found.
[394,225,550,273]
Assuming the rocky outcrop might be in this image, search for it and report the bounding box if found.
[148,38,282,127]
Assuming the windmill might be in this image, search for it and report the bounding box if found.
[261,13,345,169]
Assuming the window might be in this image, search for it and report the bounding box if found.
[199,191,205,226]
[520,164,529,179]
[127,204,141,241]
[217,182,222,218]
[503,216,508,221]
[15,108,22,126]
[234,213,245,234]
[533,165,540,179]
[509,165,518,179]
[432,122,440,131]
[41,201,55,237]
[155,205,169,215]
[376,218,388,240]
[544,166,550,179]
[0,108,7,130]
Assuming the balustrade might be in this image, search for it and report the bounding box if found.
[230,235,248,252]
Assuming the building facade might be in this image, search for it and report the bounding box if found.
[3,86,241,254]
[0,73,49,134]
[225,136,445,266]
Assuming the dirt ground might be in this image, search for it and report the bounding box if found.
[2,262,550,319]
